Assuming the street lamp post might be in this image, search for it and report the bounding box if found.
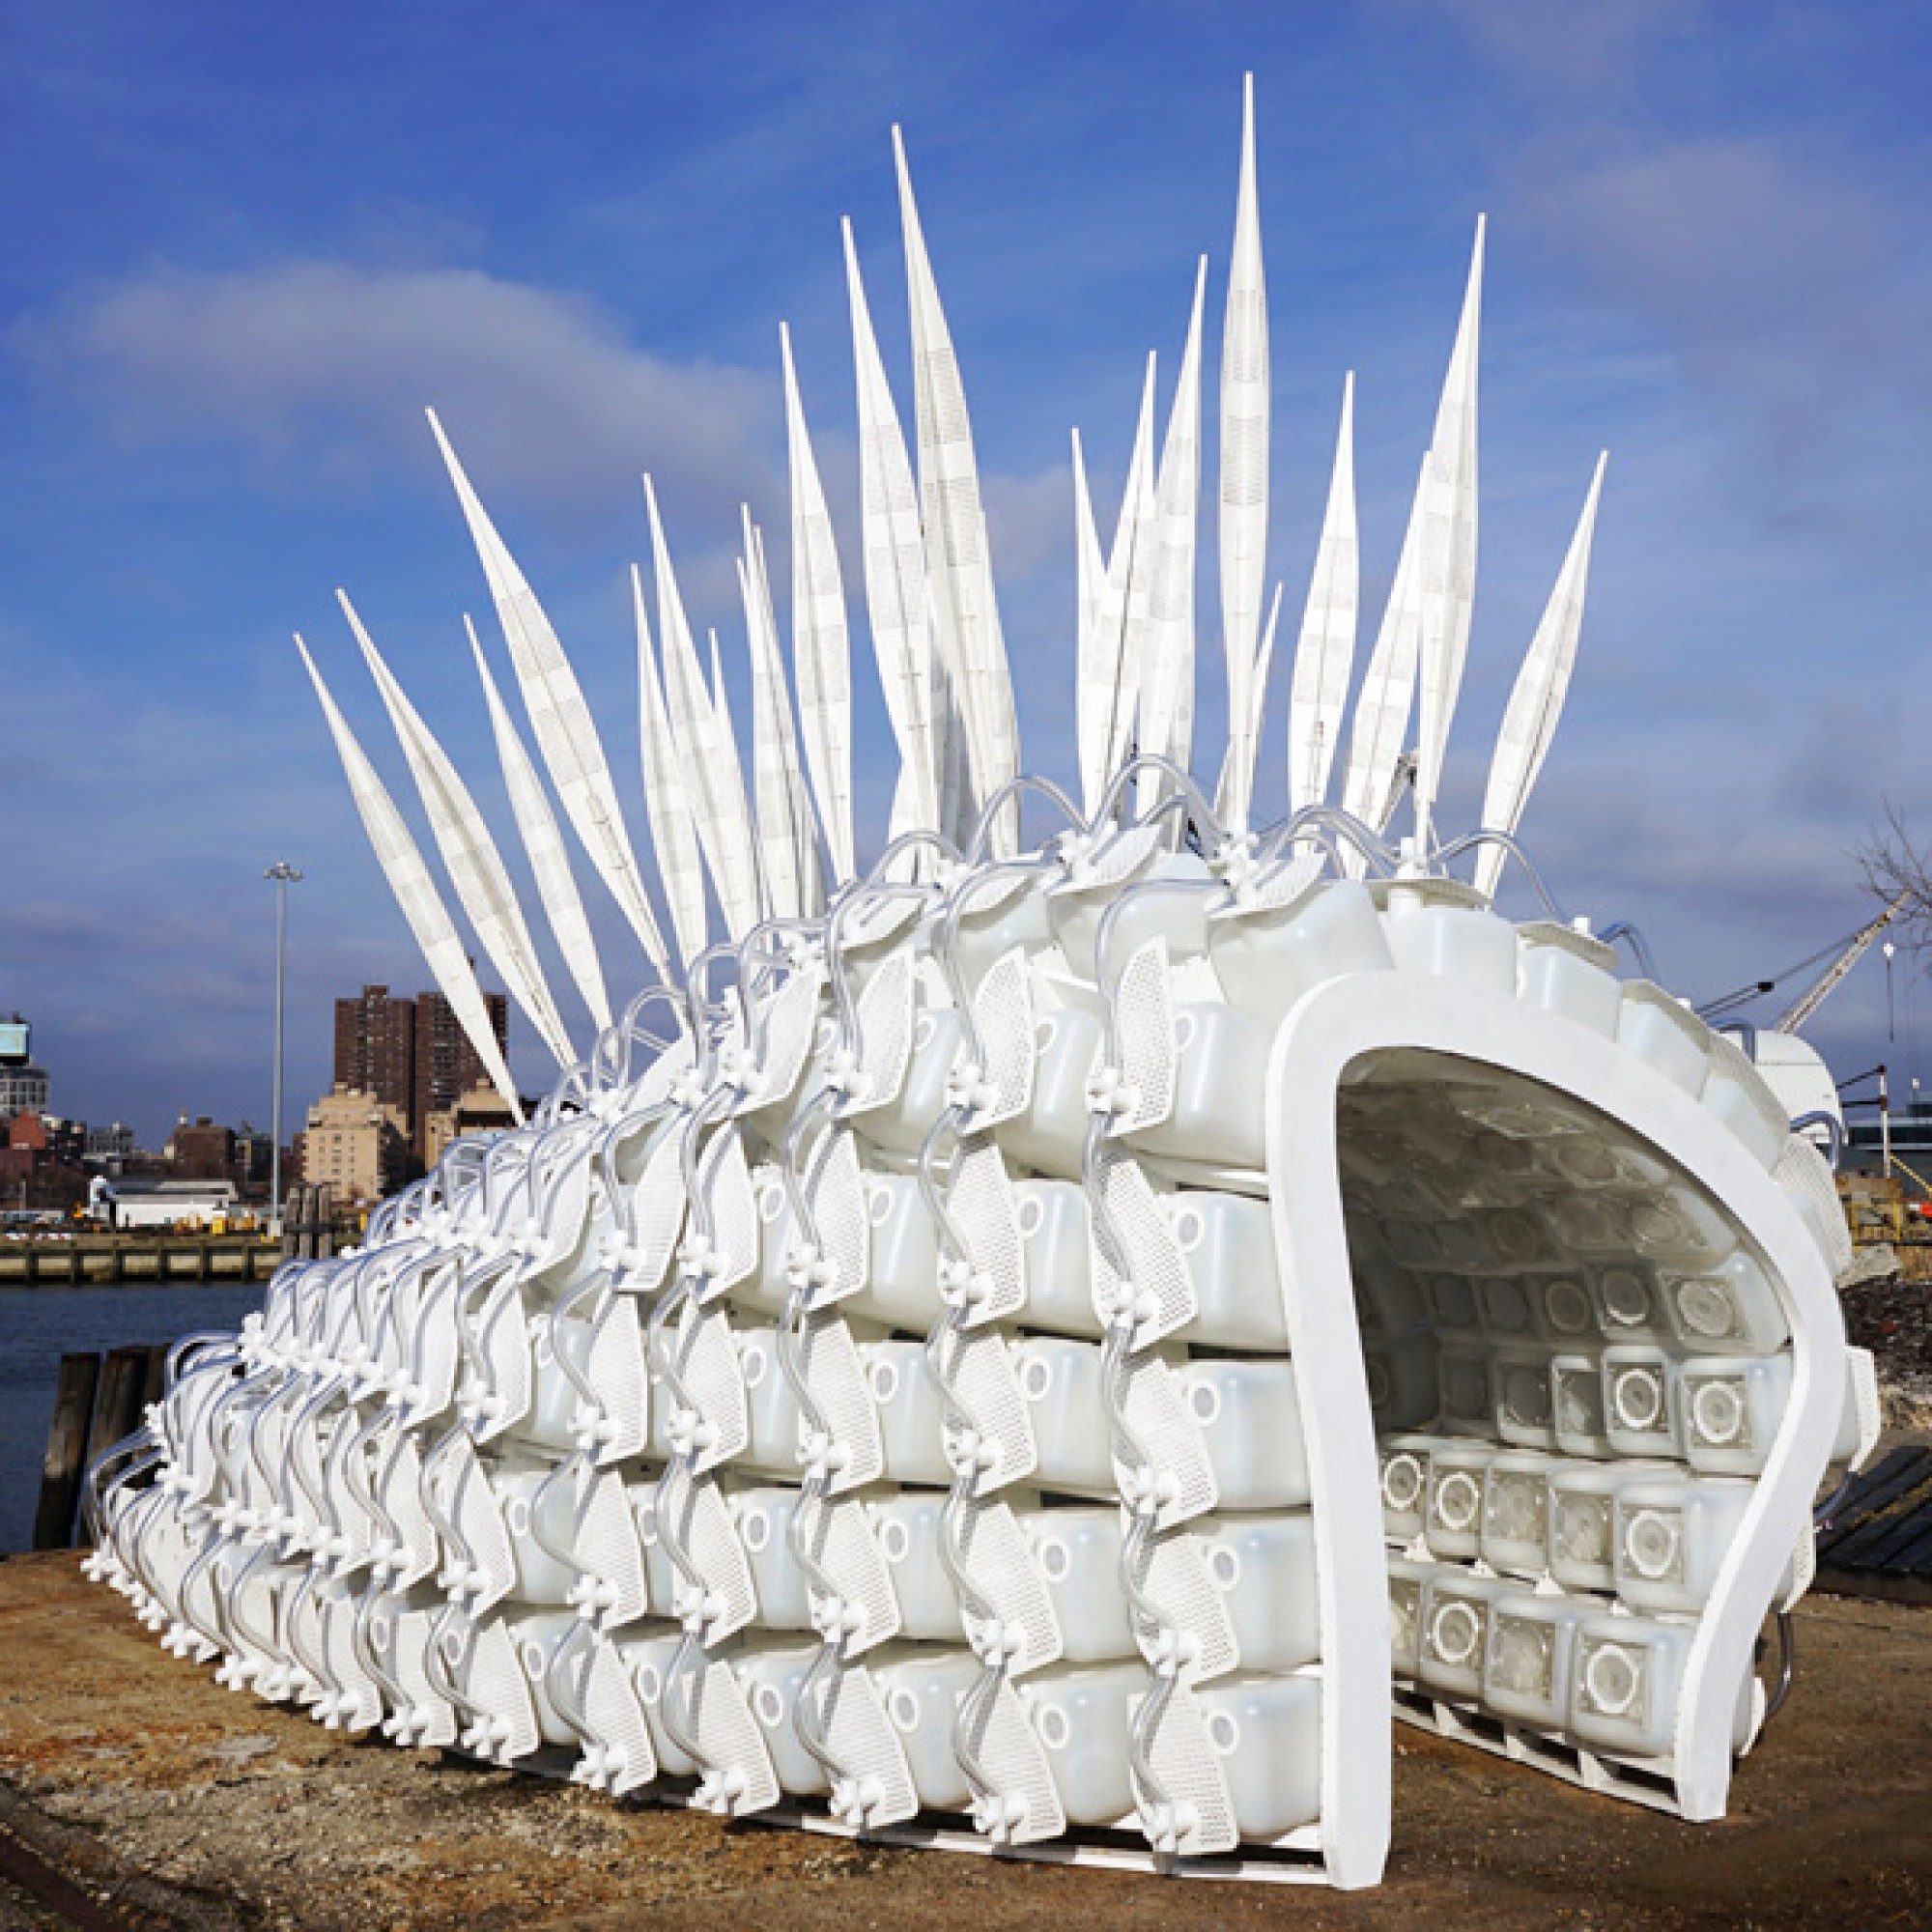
[1885,939,1897,1043]
[265,861,303,1234]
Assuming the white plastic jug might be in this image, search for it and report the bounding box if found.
[1024,1660,1145,1827]
[612,1623,698,1777]
[1387,1556,1431,1678]
[1547,1461,1671,1594]
[1194,1510,1321,1671]
[1492,1348,1557,1452]
[1590,1263,1671,1343]
[1167,1189,1291,1352]
[860,1340,952,1489]
[1364,1332,1439,1430]
[1127,1003,1273,1173]
[1179,1355,1311,1509]
[1018,1504,1136,1662]
[1481,1452,1555,1578]
[729,1484,814,1632]
[1679,1353,1793,1476]
[1658,1253,1790,1355]
[859,1003,966,1158]
[1612,1474,1751,1614]
[1012,1179,1096,1337]
[872,1642,981,1810]
[848,1170,942,1332]
[1014,1337,1115,1495]
[1481,1589,1589,1729]
[1616,983,1712,1096]
[1550,1350,1613,1458]
[1423,1441,1496,1561]
[1435,1345,1495,1437]
[1568,1611,1694,1756]
[1516,923,1622,1037]
[1417,1569,1513,1699]
[995,1002,1104,1181]
[1195,1672,1321,1841]
[1379,1434,1436,1545]
[1602,1347,1684,1459]
[1208,878,1394,1031]
[1378,881,1520,994]
[867,1490,966,1639]
[730,1634,828,1796]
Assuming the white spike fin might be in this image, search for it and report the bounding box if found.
[1288,372,1360,810]
[1217,73,1269,836]
[707,626,759,913]
[1070,428,1104,677]
[642,478,761,943]
[894,128,1021,852]
[296,636,522,1120]
[425,410,669,978]
[340,592,575,1069]
[1080,356,1158,815]
[467,618,612,1032]
[1413,217,1484,848]
[1340,452,1431,837]
[631,567,709,969]
[1248,580,1285,764]
[740,512,819,923]
[843,219,940,842]
[755,525,827,917]
[780,326,856,885]
[1474,452,1605,900]
[1138,257,1208,804]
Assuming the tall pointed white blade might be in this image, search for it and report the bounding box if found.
[1139,257,1208,800]
[894,128,1021,851]
[1248,581,1285,764]
[741,514,822,923]
[1340,452,1431,834]
[467,618,611,1032]
[296,636,522,1120]
[1288,373,1360,810]
[1070,428,1104,678]
[1079,356,1158,815]
[1413,217,1485,846]
[426,410,669,977]
[708,621,767,920]
[631,567,709,970]
[1217,73,1269,835]
[643,477,761,944]
[780,325,855,885]
[759,526,827,918]
[340,592,575,1069]
[1474,453,1606,900]
[843,220,940,840]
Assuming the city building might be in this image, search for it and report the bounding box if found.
[297,1084,412,1207]
[0,1013,48,1118]
[421,1081,520,1168]
[333,981,508,1156]
[414,989,508,1147]
[168,1113,236,1179]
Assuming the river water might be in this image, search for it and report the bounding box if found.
[0,1281,264,1553]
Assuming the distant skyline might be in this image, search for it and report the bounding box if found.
[5,2,1932,1144]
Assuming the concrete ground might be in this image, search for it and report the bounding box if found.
[0,1549,1926,1931]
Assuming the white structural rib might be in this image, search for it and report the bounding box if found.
[843,220,940,840]
[1217,72,1269,835]
[1139,258,1208,794]
[1070,428,1105,674]
[296,635,522,1119]
[894,128,1021,851]
[340,592,575,1069]
[642,477,761,944]
[742,515,823,922]
[781,325,855,885]
[1412,217,1485,849]
[467,618,611,1035]
[1288,373,1360,811]
[426,410,670,979]
[707,625,765,914]
[1079,355,1157,816]
[1249,580,1285,763]
[1340,452,1430,834]
[631,567,709,970]
[1473,452,1606,901]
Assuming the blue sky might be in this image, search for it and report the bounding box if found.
[4,0,1931,1145]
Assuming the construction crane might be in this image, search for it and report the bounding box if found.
[1774,893,1909,1033]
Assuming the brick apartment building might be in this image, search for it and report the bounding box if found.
[331,983,509,1157]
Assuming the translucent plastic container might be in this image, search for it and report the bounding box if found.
[1378,881,1520,994]
[1433,1215,1494,1273]
[733,1167,793,1320]
[493,1465,582,1606]
[1680,1353,1794,1476]
[1179,1355,1311,1509]
[1194,1510,1320,1670]
[1516,923,1622,1037]
[1568,1612,1696,1756]
[1012,1179,1094,1337]
[1700,1037,1793,1172]
[996,1003,1104,1181]
[729,1484,813,1631]
[730,1634,827,1796]
[1547,1461,1672,1594]
[1602,1347,1683,1459]
[1196,1672,1321,1840]
[1541,1191,1635,1257]
[867,1490,965,1639]
[1014,1336,1115,1493]
[1353,1254,1430,1337]
[847,1170,942,1332]
[1627,1186,1734,1269]
[1590,1263,1671,1344]
[1050,853,1212,981]
[1423,1442,1496,1561]
[1482,1590,1589,1728]
[1485,1207,1558,1272]
[861,1340,952,1489]
[1169,1189,1291,1351]
[1616,983,1712,1096]
[1018,1504,1135,1662]
[1435,1346,1495,1437]
[1537,1274,1600,1345]
[1657,1253,1790,1356]
[1025,1660,1144,1826]
[1387,1556,1430,1678]
[1127,1003,1273,1173]
[1480,1452,1554,1578]
[735,1324,803,1479]
[859,1004,965,1158]
[1417,1570,1512,1699]
[1550,1350,1613,1458]
[519,1317,599,1453]
[1365,1333,1440,1430]
[1423,1272,1484,1337]
[1379,1434,1436,1544]
[1612,1475,1751,1614]
[1208,877,1394,1031]
[1492,1348,1557,1452]
[611,1623,698,1777]
[951,877,1056,999]
[1477,1274,1543,1343]
[628,1480,679,1615]
[505,1606,586,1747]
[873,1643,980,1810]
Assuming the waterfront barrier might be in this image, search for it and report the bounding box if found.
[33,1345,167,1550]
[0,1236,281,1287]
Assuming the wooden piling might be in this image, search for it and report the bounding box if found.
[32,1352,101,1550]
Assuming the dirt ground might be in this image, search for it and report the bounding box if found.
[0,1550,1926,1932]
